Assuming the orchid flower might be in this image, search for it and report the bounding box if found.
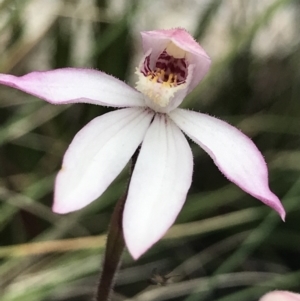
[0,28,285,259]
[260,291,300,301]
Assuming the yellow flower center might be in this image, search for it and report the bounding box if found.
[135,43,188,108]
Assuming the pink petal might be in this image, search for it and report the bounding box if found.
[123,114,193,259]
[169,108,285,220]
[141,28,211,92]
[0,68,145,107]
[260,291,300,301]
[53,108,154,213]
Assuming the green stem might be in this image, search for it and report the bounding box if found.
[95,150,139,301]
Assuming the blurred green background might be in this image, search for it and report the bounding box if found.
[0,0,300,300]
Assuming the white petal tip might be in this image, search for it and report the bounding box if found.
[260,291,300,301]
[125,231,155,260]
[130,252,142,260]
[52,203,72,214]
[52,197,82,214]
[127,245,147,260]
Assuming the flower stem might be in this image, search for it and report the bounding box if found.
[95,150,139,301]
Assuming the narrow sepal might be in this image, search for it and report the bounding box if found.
[170,108,285,220]
[123,114,193,258]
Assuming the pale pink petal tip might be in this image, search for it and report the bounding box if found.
[52,199,73,214]
[280,208,286,222]
[258,190,285,222]
[260,291,300,301]
[273,197,286,221]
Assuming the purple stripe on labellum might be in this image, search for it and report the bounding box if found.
[139,47,188,85]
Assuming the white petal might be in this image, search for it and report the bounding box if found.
[123,114,193,259]
[53,108,154,213]
[260,291,300,301]
[169,109,285,220]
[0,68,145,107]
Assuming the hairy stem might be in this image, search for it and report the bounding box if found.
[95,150,139,301]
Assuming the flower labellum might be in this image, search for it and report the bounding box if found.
[0,28,285,259]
